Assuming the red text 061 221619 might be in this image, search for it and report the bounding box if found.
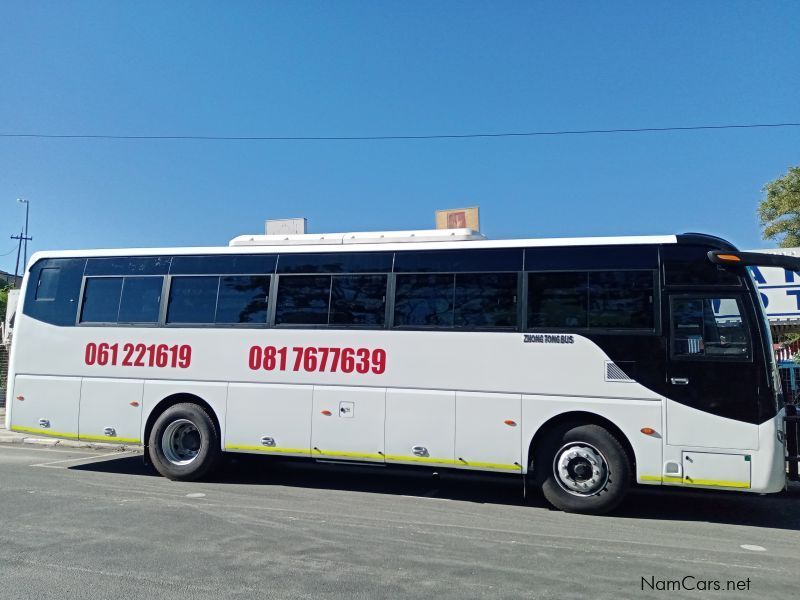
[249,346,387,374]
[84,342,192,368]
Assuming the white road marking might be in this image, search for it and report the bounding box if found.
[31,450,138,468]
[185,492,206,498]
[740,544,767,552]
[0,444,100,454]
[400,494,450,501]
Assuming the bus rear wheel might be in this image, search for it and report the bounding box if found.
[148,403,221,481]
[536,424,631,515]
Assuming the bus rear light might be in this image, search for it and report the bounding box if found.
[641,427,656,435]
[504,419,517,426]
[321,410,332,416]
[15,395,24,401]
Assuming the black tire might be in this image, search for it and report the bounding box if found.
[535,423,631,515]
[148,403,221,481]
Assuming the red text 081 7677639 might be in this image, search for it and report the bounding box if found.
[248,345,386,374]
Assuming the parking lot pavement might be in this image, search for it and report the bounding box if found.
[0,445,798,600]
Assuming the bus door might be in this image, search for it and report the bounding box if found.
[664,294,760,461]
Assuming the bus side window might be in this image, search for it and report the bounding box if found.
[167,275,271,325]
[527,272,588,329]
[275,275,332,325]
[329,274,387,326]
[216,275,270,324]
[671,297,751,360]
[81,276,163,324]
[167,276,219,324]
[526,270,656,332]
[393,274,455,327]
[35,268,60,300]
[117,277,162,323]
[80,277,124,323]
[454,273,518,328]
[393,272,518,330]
[23,258,86,326]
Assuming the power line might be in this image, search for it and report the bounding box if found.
[0,121,798,142]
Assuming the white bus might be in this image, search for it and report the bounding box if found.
[5,228,798,514]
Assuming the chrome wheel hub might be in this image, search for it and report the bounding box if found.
[162,419,201,466]
[553,443,609,496]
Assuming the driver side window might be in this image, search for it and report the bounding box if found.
[671,296,751,360]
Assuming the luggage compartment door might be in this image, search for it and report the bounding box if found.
[226,383,312,457]
[455,391,522,473]
[311,386,385,462]
[385,389,455,466]
[10,375,81,438]
[79,378,143,443]
[683,451,751,489]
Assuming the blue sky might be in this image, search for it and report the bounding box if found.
[1,2,798,273]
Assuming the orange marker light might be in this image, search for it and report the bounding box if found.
[321,410,332,416]
[641,427,656,435]
[129,401,140,407]
[16,395,24,401]
[716,254,741,263]
[504,419,517,426]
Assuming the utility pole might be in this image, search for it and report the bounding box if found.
[10,199,32,288]
[18,198,30,270]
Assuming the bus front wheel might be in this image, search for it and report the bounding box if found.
[148,403,221,481]
[536,423,631,515]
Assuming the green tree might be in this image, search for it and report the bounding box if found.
[0,285,9,322]
[758,165,800,247]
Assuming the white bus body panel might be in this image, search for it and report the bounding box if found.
[79,378,143,443]
[456,392,522,472]
[8,318,663,401]
[311,386,386,462]
[665,399,758,450]
[385,389,455,467]
[657,411,785,493]
[758,412,787,493]
[11,375,81,439]
[225,383,312,457]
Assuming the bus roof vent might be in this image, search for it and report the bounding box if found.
[229,228,486,247]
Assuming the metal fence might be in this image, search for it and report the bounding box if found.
[779,361,800,403]
[0,344,8,407]
[786,404,800,481]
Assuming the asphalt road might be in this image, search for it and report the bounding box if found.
[0,444,798,600]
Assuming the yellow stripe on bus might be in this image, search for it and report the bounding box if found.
[10,425,139,444]
[684,478,750,489]
[226,445,522,471]
[436,457,523,471]
[641,474,749,488]
[77,434,140,444]
[225,445,309,455]
[312,448,385,461]
[11,425,80,440]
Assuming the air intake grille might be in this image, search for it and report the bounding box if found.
[605,361,634,383]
